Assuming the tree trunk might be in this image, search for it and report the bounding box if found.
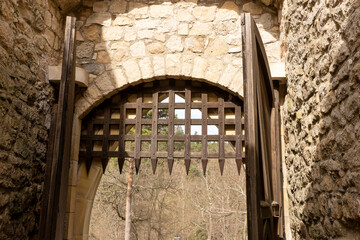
[124,158,135,240]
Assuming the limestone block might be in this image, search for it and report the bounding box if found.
[155,34,166,42]
[112,48,128,62]
[193,6,217,22]
[130,41,146,57]
[189,22,213,36]
[84,64,105,75]
[270,62,286,80]
[77,42,94,59]
[45,11,52,27]
[228,47,241,53]
[113,16,133,26]
[82,83,103,106]
[48,65,89,87]
[96,51,111,63]
[260,13,274,30]
[94,71,116,97]
[138,29,154,39]
[192,57,208,79]
[123,59,141,83]
[185,37,206,53]
[75,96,92,118]
[259,30,277,44]
[166,54,181,76]
[216,1,239,21]
[44,28,55,47]
[113,68,128,88]
[166,35,184,52]
[205,38,228,56]
[139,57,154,79]
[95,42,109,51]
[150,4,173,18]
[93,1,109,12]
[205,58,223,83]
[128,3,148,18]
[218,64,238,87]
[83,25,100,42]
[182,54,194,77]
[110,42,129,50]
[229,69,243,96]
[158,18,178,33]
[109,0,126,13]
[102,26,123,41]
[178,23,189,35]
[176,8,194,22]
[242,2,263,15]
[86,12,112,26]
[124,29,136,41]
[135,19,161,29]
[153,55,166,76]
[147,42,166,54]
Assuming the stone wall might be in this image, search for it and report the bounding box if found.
[71,0,282,118]
[281,0,360,238]
[0,0,63,239]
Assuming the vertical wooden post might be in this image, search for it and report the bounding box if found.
[39,16,76,240]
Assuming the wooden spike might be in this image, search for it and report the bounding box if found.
[201,159,208,176]
[185,159,191,175]
[236,158,242,175]
[151,158,158,174]
[219,159,225,176]
[118,157,125,174]
[135,158,141,174]
[86,156,92,174]
[101,157,109,173]
[168,158,174,175]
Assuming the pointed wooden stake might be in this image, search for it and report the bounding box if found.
[86,156,92,174]
[135,158,141,174]
[236,158,242,175]
[219,159,225,176]
[151,158,158,174]
[185,159,191,175]
[118,157,125,174]
[101,157,109,173]
[168,158,174,175]
[201,159,208,176]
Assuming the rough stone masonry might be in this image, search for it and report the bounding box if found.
[281,0,360,239]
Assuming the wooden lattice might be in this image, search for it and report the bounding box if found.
[79,79,245,175]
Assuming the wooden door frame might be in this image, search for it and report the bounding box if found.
[242,13,284,239]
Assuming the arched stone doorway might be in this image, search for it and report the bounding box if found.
[66,78,245,239]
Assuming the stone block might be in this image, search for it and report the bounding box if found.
[86,12,112,26]
[83,25,100,42]
[94,71,116,97]
[242,2,263,15]
[45,11,52,27]
[76,42,94,59]
[185,37,205,53]
[166,35,184,52]
[135,19,161,29]
[218,64,238,87]
[44,28,55,47]
[111,48,128,62]
[130,41,146,57]
[113,16,133,26]
[109,0,126,13]
[93,1,109,12]
[166,54,181,76]
[216,1,239,21]
[189,22,213,36]
[138,29,154,39]
[182,54,194,77]
[123,59,141,83]
[96,51,110,63]
[176,8,194,22]
[193,6,216,22]
[178,23,189,35]
[113,68,128,88]
[139,57,154,79]
[192,57,207,79]
[260,13,274,30]
[128,3,148,18]
[150,4,173,18]
[205,38,228,56]
[147,42,166,54]
[124,29,136,41]
[205,58,223,83]
[153,55,165,76]
[101,26,123,41]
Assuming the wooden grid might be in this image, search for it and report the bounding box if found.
[79,80,245,175]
